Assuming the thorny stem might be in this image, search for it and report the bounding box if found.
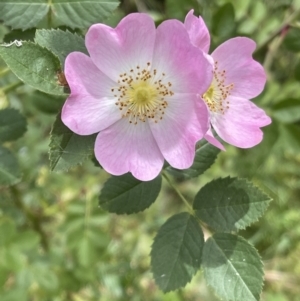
[255,6,300,52]
[2,81,23,94]
[10,185,49,251]
[162,171,194,215]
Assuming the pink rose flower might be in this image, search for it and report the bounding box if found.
[185,10,271,150]
[62,13,212,181]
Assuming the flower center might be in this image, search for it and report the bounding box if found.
[112,62,174,124]
[202,61,234,114]
[130,82,157,105]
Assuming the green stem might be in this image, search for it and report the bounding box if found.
[162,171,211,234]
[256,6,300,52]
[10,186,49,252]
[0,67,10,78]
[2,81,23,94]
[162,171,194,214]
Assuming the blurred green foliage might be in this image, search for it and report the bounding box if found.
[1,0,300,300]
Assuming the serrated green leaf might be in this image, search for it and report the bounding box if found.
[0,0,48,30]
[35,29,87,66]
[272,99,300,123]
[99,173,161,214]
[193,177,271,232]
[166,141,220,179]
[0,41,65,95]
[49,113,96,172]
[151,212,204,292]
[0,0,119,30]
[203,233,264,301]
[0,108,27,143]
[283,27,300,52]
[4,28,36,43]
[51,0,120,29]
[0,146,21,186]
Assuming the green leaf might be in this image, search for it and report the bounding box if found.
[212,3,236,40]
[99,173,161,214]
[0,218,16,245]
[35,29,88,66]
[283,27,300,52]
[151,212,204,292]
[49,113,96,172]
[166,141,220,179]
[32,264,59,292]
[0,146,21,186]
[51,0,120,29]
[0,41,65,95]
[165,0,200,20]
[30,90,65,114]
[0,289,28,301]
[203,233,264,301]
[193,177,271,232]
[272,99,300,123]
[0,108,27,143]
[12,231,40,250]
[280,124,300,152]
[0,24,9,42]
[4,28,36,43]
[0,0,48,30]
[0,0,119,30]
[294,61,300,81]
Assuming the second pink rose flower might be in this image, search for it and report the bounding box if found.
[185,10,271,150]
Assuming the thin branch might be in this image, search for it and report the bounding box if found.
[162,171,194,215]
[256,6,300,52]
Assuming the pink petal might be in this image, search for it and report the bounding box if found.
[62,52,121,135]
[211,96,271,148]
[149,94,209,169]
[85,13,156,81]
[184,9,210,53]
[211,37,266,99]
[95,119,164,181]
[151,19,213,95]
[204,127,226,151]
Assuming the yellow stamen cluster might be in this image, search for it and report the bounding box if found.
[203,61,234,114]
[111,62,174,125]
